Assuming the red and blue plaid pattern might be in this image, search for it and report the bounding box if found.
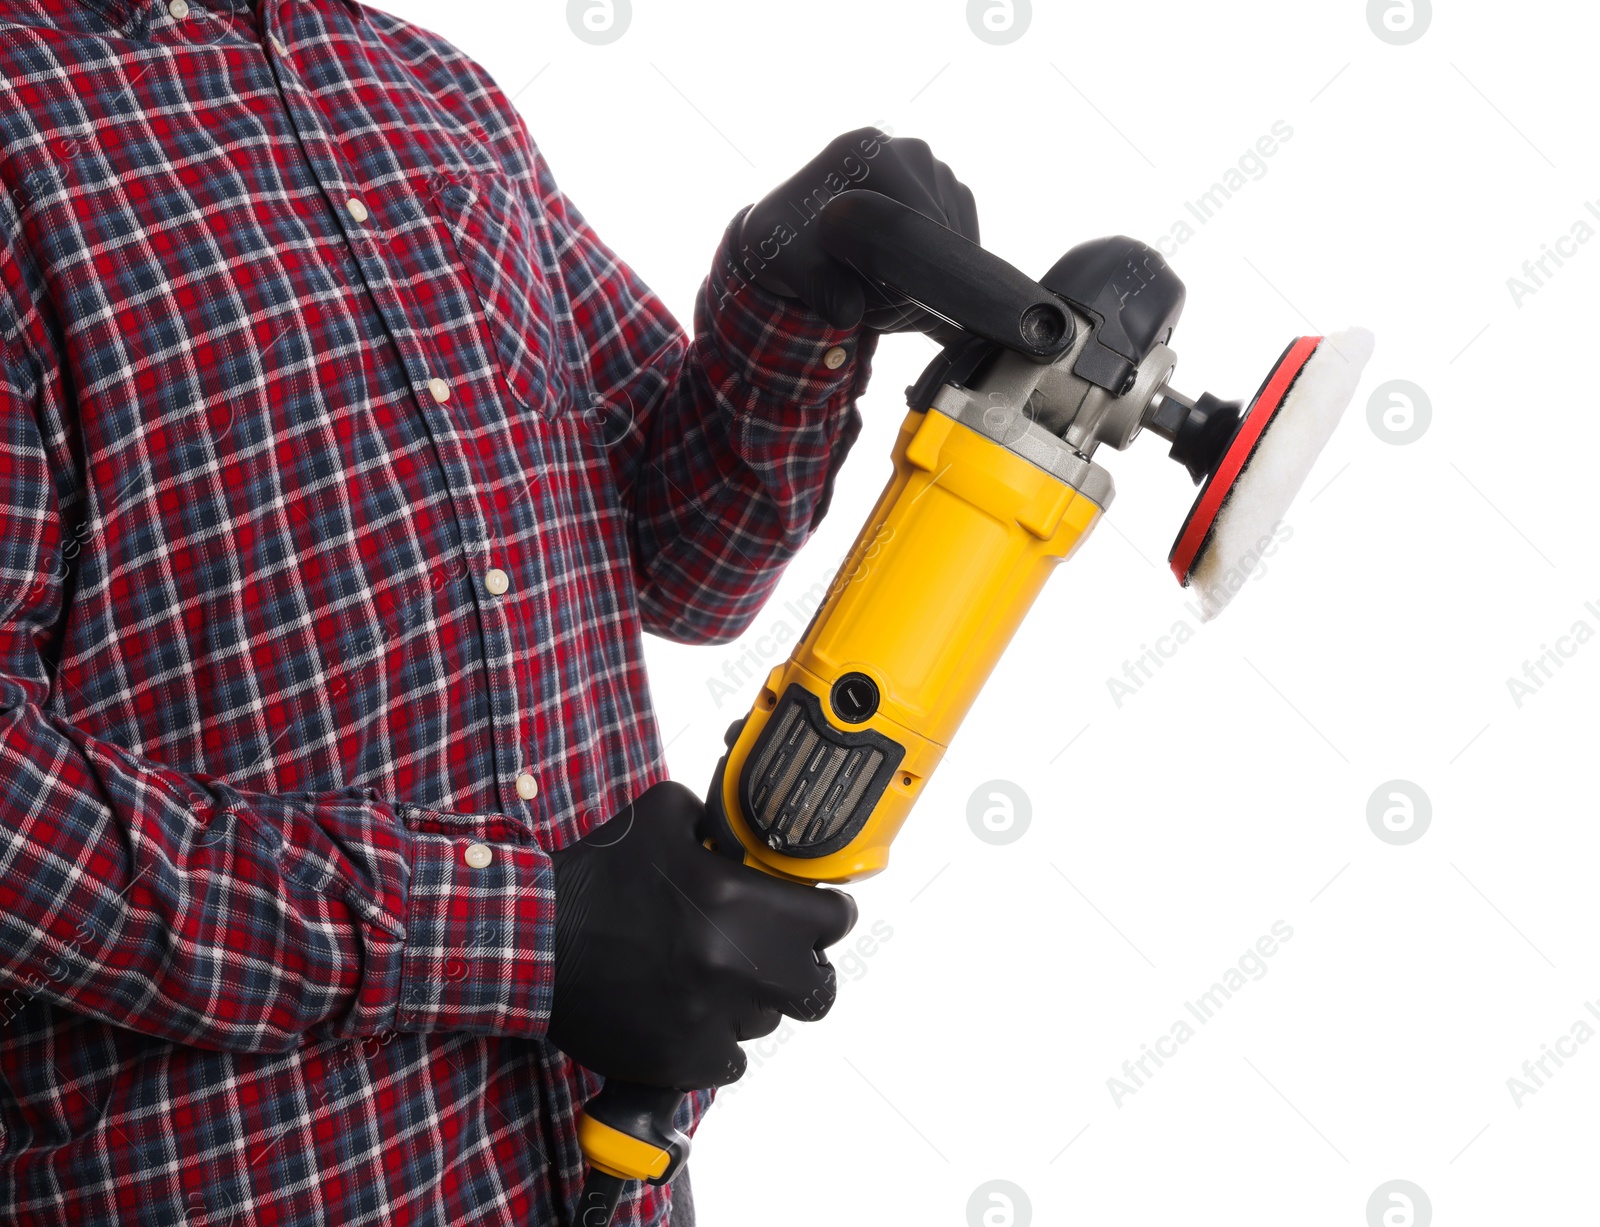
[0,0,874,1221]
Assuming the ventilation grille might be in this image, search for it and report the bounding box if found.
[739,685,904,858]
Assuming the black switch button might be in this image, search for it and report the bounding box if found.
[829,672,880,724]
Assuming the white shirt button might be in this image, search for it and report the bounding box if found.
[346,197,370,224]
[168,0,189,18]
[427,377,451,403]
[515,772,539,801]
[484,568,509,596]
[463,843,493,870]
[269,34,289,55]
[823,346,848,370]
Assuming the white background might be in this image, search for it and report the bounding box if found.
[383,1,1597,1223]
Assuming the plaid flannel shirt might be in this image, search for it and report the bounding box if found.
[0,0,874,1221]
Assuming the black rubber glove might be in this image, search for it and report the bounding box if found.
[548,781,858,1091]
[738,126,979,333]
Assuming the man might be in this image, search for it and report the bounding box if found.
[0,0,978,1222]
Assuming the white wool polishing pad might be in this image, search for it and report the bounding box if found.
[1168,327,1374,620]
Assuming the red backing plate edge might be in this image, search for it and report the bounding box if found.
[1169,335,1323,584]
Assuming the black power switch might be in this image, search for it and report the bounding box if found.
[830,673,880,724]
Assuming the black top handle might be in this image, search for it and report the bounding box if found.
[816,190,1075,362]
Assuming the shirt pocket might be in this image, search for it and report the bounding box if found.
[426,168,579,420]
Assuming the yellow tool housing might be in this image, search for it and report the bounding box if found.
[712,404,1102,885]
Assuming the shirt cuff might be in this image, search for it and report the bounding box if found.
[700,209,878,409]
[395,824,555,1036]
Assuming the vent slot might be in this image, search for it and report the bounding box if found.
[737,684,904,859]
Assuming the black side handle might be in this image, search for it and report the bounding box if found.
[585,1080,691,1183]
[576,1081,690,1226]
[817,190,1074,362]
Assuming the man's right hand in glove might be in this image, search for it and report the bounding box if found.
[548,781,858,1091]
